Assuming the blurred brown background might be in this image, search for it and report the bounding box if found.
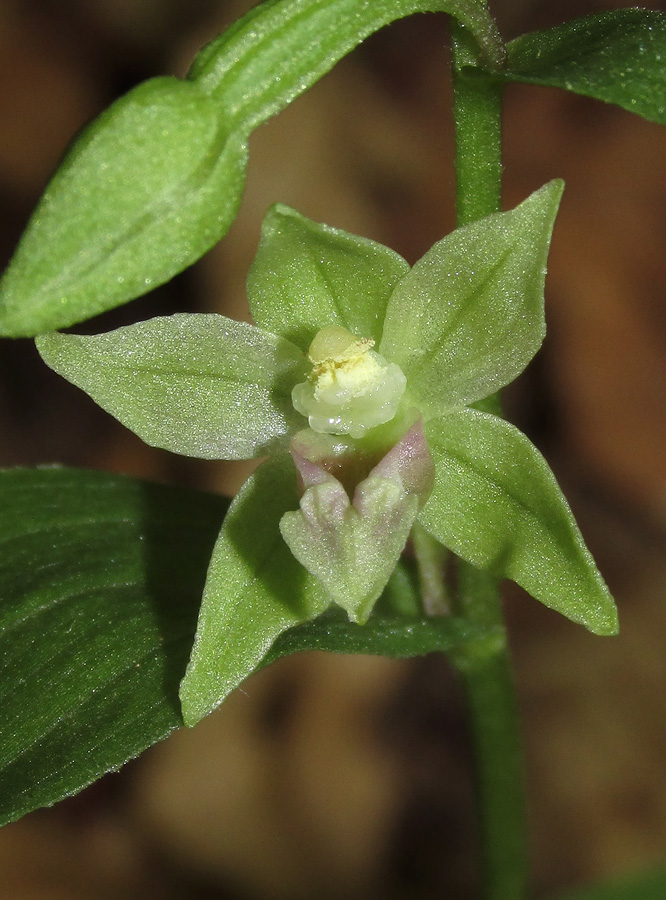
[1,1,666,898]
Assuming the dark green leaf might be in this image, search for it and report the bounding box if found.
[1,466,496,823]
[0,467,227,826]
[37,314,307,460]
[189,0,504,133]
[247,204,409,350]
[548,865,666,900]
[504,10,666,125]
[419,409,618,635]
[0,78,247,337]
[267,607,494,662]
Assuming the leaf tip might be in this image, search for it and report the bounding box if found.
[178,674,210,729]
[589,602,620,637]
[573,574,619,636]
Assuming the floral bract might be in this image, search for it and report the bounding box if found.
[36,180,618,725]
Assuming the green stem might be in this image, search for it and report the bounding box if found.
[452,25,503,226]
[453,563,527,900]
[449,20,529,900]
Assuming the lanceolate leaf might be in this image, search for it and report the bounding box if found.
[189,0,505,132]
[267,608,494,663]
[0,466,498,825]
[419,409,618,636]
[504,10,666,126]
[0,78,247,338]
[180,455,332,727]
[0,0,503,338]
[247,204,409,350]
[36,314,307,460]
[0,467,226,827]
[380,181,563,418]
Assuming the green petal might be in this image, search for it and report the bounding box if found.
[0,78,247,337]
[380,181,563,417]
[36,314,308,460]
[180,455,331,726]
[247,204,410,350]
[419,409,618,635]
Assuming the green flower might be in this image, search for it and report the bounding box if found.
[36,180,617,725]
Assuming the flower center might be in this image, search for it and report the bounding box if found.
[292,325,406,438]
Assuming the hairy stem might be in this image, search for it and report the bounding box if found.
[452,24,503,226]
[450,19,529,900]
[453,563,527,900]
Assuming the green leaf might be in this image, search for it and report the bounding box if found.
[0,466,227,827]
[36,314,308,460]
[380,181,563,417]
[0,78,247,337]
[246,204,409,350]
[189,0,505,133]
[0,465,494,825]
[179,455,332,727]
[548,865,666,900]
[419,409,618,635]
[266,607,495,662]
[0,0,503,338]
[504,10,666,126]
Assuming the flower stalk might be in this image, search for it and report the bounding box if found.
[449,20,528,900]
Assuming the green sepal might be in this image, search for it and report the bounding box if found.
[36,314,308,460]
[188,0,505,133]
[419,409,618,636]
[504,10,666,127]
[380,181,563,418]
[179,455,332,727]
[0,78,247,337]
[0,466,227,827]
[247,204,409,350]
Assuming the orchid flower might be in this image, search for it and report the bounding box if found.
[36,180,617,725]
